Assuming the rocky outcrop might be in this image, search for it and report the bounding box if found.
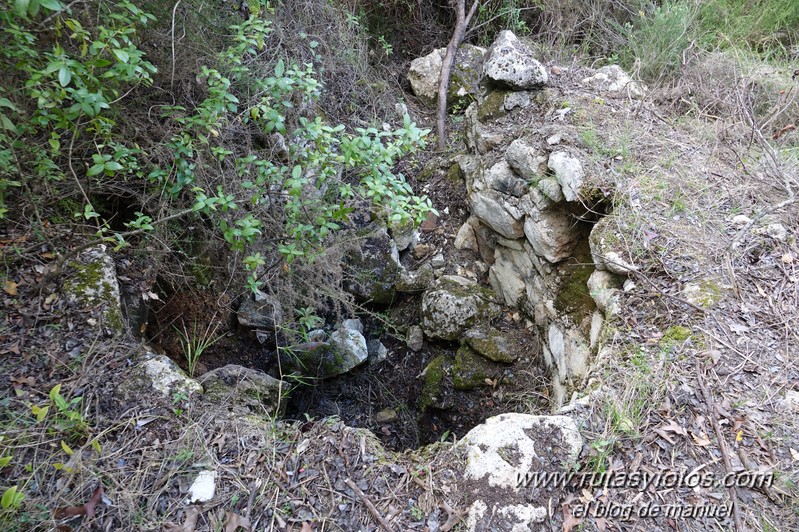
[199,364,284,416]
[483,31,548,90]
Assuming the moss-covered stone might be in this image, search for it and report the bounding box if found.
[464,329,516,363]
[421,275,501,341]
[62,246,125,333]
[453,345,499,390]
[446,161,463,183]
[681,279,725,308]
[477,90,510,122]
[419,354,449,410]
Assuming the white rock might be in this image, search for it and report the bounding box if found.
[731,214,752,226]
[537,177,565,202]
[185,470,216,504]
[504,91,532,111]
[342,318,363,334]
[581,64,643,96]
[329,328,368,369]
[454,221,479,252]
[547,151,584,202]
[523,209,580,263]
[483,31,548,89]
[505,138,542,181]
[469,191,524,239]
[142,354,202,397]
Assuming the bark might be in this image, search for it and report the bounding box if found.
[436,0,480,151]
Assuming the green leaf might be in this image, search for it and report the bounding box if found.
[14,0,29,17]
[61,440,74,456]
[0,456,11,468]
[113,49,130,63]
[30,404,49,422]
[58,66,71,87]
[87,164,105,177]
[274,59,285,77]
[39,0,63,11]
[1,486,24,510]
[0,98,16,111]
[49,384,62,402]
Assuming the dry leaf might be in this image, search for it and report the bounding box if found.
[54,486,103,519]
[222,511,251,532]
[2,341,21,355]
[163,506,200,532]
[10,375,35,387]
[660,420,688,437]
[790,448,799,461]
[691,431,712,446]
[3,281,18,296]
[562,511,583,532]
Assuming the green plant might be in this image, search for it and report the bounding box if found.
[41,384,90,441]
[175,320,223,377]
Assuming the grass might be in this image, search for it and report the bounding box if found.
[175,319,223,378]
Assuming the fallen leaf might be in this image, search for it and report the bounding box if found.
[53,485,103,519]
[659,420,688,437]
[691,431,712,446]
[790,448,799,462]
[3,281,18,296]
[163,506,200,532]
[223,511,251,532]
[10,375,34,387]
[1,341,21,355]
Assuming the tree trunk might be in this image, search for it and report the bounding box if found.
[436,0,480,151]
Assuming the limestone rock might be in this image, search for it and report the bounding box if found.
[407,325,424,352]
[367,339,388,364]
[488,244,533,307]
[581,64,642,96]
[419,355,451,410]
[63,244,125,334]
[116,351,202,400]
[343,225,401,305]
[537,177,565,202]
[198,364,284,416]
[388,217,419,252]
[504,91,532,111]
[485,160,528,197]
[464,328,516,363]
[238,290,283,330]
[469,190,524,239]
[396,263,435,293]
[453,344,500,389]
[523,209,581,263]
[547,151,584,202]
[464,103,505,155]
[504,138,544,181]
[459,413,582,532]
[408,44,486,106]
[329,328,368,368]
[587,270,621,317]
[454,220,479,252]
[483,31,548,90]
[421,275,500,341]
[289,327,368,379]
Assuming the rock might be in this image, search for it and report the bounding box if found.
[464,103,506,154]
[388,217,419,252]
[412,243,432,259]
[589,217,638,274]
[536,177,565,202]
[523,208,581,263]
[421,275,500,341]
[731,214,752,226]
[454,221,479,252]
[783,390,799,411]
[407,325,424,352]
[581,64,642,96]
[587,270,621,317]
[290,327,368,378]
[408,44,486,107]
[754,223,788,241]
[459,414,582,532]
[116,351,202,400]
[543,323,591,387]
[397,263,435,293]
[344,225,401,305]
[431,252,446,269]
[420,355,451,410]
[185,470,216,504]
[238,290,283,330]
[504,91,532,111]
[504,138,543,181]
[464,328,517,363]
[483,31,548,90]
[681,279,725,308]
[375,408,397,423]
[488,245,534,307]
[485,160,528,197]
[547,151,584,202]
[62,244,125,334]
[342,318,363,334]
[198,364,284,416]
[469,190,524,239]
[367,339,388,364]
[453,344,500,389]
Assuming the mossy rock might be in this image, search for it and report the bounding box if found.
[419,354,452,410]
[464,328,516,363]
[659,325,693,351]
[453,345,500,390]
[681,279,725,309]
[421,275,501,341]
[477,90,510,122]
[62,245,125,333]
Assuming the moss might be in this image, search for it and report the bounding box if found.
[63,258,125,332]
[477,90,509,122]
[465,330,515,363]
[554,239,597,322]
[683,279,725,308]
[659,325,692,351]
[453,345,498,390]
[419,354,447,411]
[446,161,463,183]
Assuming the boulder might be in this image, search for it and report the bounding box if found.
[459,414,582,532]
[523,208,581,263]
[367,339,388,364]
[488,244,534,308]
[587,270,621,317]
[464,328,517,363]
[537,177,565,202]
[464,103,506,154]
[421,275,500,341]
[547,151,584,202]
[198,364,284,416]
[408,44,487,107]
[62,244,125,334]
[453,344,500,389]
[483,31,548,90]
[237,290,283,330]
[116,351,202,401]
[396,263,435,293]
[289,326,368,378]
[343,225,401,305]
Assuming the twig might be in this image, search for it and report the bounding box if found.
[170,0,182,90]
[694,359,743,531]
[344,478,394,532]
